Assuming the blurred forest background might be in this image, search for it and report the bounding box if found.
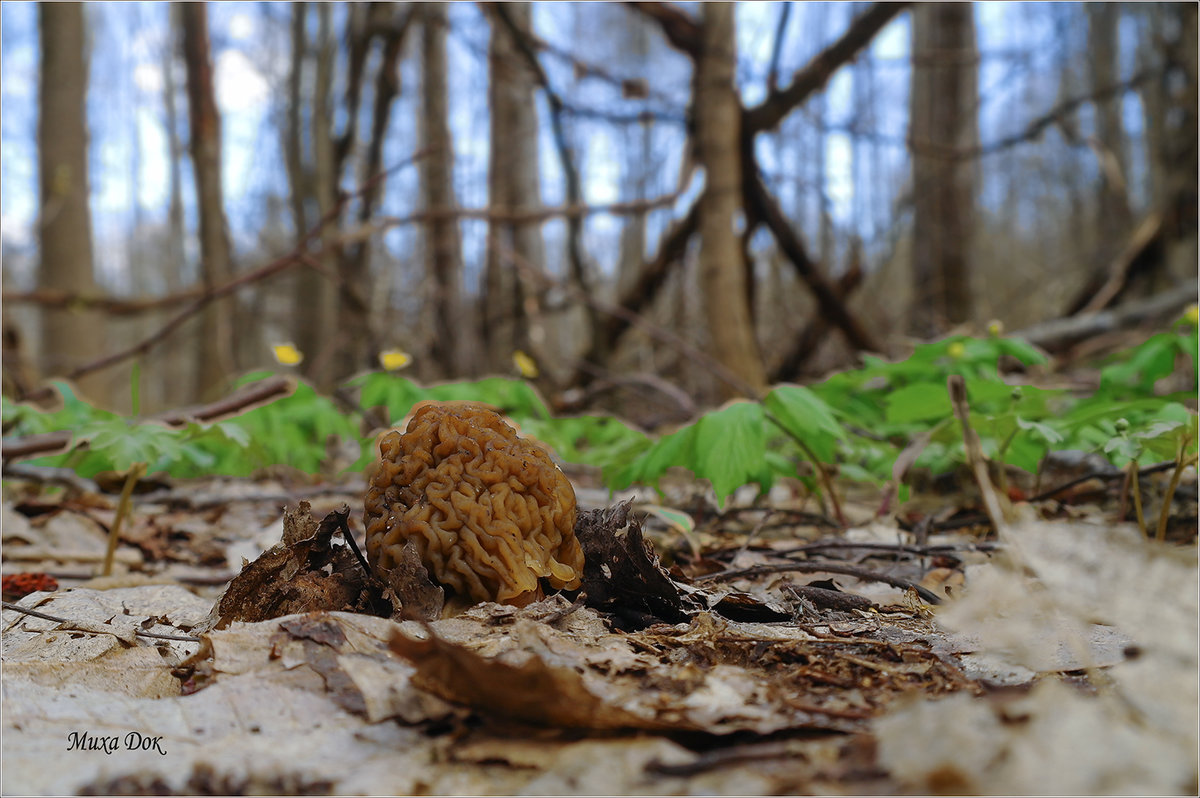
[2,1,1196,422]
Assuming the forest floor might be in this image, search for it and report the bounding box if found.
[1,461,1197,795]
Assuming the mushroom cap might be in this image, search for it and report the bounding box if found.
[364,401,583,606]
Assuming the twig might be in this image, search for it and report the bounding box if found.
[20,154,428,398]
[764,412,845,526]
[1157,452,1198,542]
[716,506,841,529]
[101,463,146,577]
[0,463,99,493]
[2,601,202,643]
[1027,459,1176,503]
[3,376,293,462]
[765,2,792,93]
[1129,460,1147,535]
[948,375,1008,534]
[540,593,587,626]
[775,539,999,559]
[745,3,909,134]
[332,503,371,577]
[375,190,686,228]
[131,483,363,510]
[693,561,942,605]
[746,171,883,354]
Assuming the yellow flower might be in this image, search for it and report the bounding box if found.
[1183,304,1199,327]
[513,349,539,379]
[379,349,412,371]
[271,343,304,366]
[947,341,966,360]
[987,319,1004,337]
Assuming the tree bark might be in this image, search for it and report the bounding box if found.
[695,3,767,399]
[482,2,544,372]
[180,2,236,399]
[37,3,106,402]
[419,3,470,378]
[907,2,979,338]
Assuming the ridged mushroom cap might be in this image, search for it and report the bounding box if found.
[364,401,583,606]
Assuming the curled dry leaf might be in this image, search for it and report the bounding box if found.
[574,500,700,628]
[201,502,389,631]
[388,620,669,731]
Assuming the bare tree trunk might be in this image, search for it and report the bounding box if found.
[1087,3,1132,244]
[163,5,186,291]
[37,3,106,402]
[419,3,470,378]
[337,6,409,382]
[908,2,978,338]
[695,3,767,399]
[180,2,235,399]
[483,2,544,372]
[290,3,340,387]
[158,5,189,409]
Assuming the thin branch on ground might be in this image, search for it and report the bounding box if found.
[2,601,202,643]
[3,376,294,462]
[693,561,942,605]
[948,375,1009,534]
[1026,459,1176,503]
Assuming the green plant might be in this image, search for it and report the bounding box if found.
[2,329,1195,517]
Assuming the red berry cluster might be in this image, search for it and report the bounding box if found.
[2,572,59,601]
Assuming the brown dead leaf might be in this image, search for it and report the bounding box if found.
[203,502,389,630]
[381,538,444,621]
[575,501,700,628]
[389,621,672,731]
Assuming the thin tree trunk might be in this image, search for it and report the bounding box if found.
[294,3,340,387]
[419,3,470,378]
[180,2,235,399]
[695,3,767,399]
[163,5,186,290]
[338,6,409,381]
[37,3,106,402]
[1087,3,1132,245]
[908,2,979,337]
[483,2,544,372]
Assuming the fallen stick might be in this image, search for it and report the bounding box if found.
[2,375,293,463]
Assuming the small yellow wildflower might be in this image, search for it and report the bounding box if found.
[271,343,304,366]
[987,319,1004,337]
[1183,304,1198,327]
[513,350,539,379]
[379,349,412,371]
[947,341,966,359]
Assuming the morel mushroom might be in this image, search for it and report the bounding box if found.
[364,401,584,607]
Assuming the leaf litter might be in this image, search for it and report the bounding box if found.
[1,469,1197,794]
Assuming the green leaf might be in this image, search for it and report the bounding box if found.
[884,382,952,425]
[764,385,846,455]
[693,401,768,506]
[1015,416,1064,445]
[604,401,771,508]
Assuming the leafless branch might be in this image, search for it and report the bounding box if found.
[3,375,294,462]
[491,3,595,334]
[16,154,428,394]
[745,3,909,134]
